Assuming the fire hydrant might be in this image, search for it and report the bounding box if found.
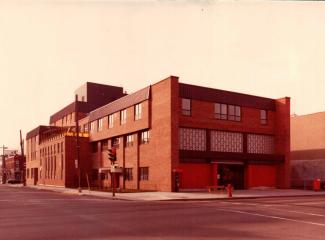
[227,184,233,198]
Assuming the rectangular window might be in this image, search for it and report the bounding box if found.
[57,143,60,153]
[139,167,149,181]
[182,98,191,116]
[215,103,241,121]
[112,137,120,148]
[120,109,127,125]
[101,140,108,151]
[135,103,142,120]
[84,124,89,132]
[90,121,96,132]
[235,106,241,121]
[98,118,103,131]
[221,104,227,120]
[141,130,150,144]
[61,154,64,180]
[260,110,268,124]
[108,114,114,128]
[126,134,134,147]
[53,156,56,179]
[125,168,133,181]
[61,142,63,152]
[179,128,206,151]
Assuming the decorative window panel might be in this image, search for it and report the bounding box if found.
[247,134,274,154]
[179,128,206,151]
[211,131,243,152]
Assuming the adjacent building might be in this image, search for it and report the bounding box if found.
[26,76,291,191]
[291,112,325,189]
[4,154,24,182]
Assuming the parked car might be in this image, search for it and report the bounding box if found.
[7,179,21,184]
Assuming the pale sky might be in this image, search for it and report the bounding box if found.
[1,1,325,150]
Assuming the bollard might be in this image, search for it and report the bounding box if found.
[227,184,233,198]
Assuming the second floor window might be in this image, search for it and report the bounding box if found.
[120,109,127,125]
[126,134,134,147]
[98,118,103,131]
[260,110,268,125]
[84,124,88,132]
[90,121,96,132]
[182,98,191,116]
[108,114,114,128]
[215,103,241,121]
[135,103,142,120]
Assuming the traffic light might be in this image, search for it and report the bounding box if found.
[108,148,116,163]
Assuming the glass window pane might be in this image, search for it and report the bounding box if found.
[221,104,227,115]
[228,105,235,115]
[182,98,191,110]
[214,103,221,114]
[235,106,241,116]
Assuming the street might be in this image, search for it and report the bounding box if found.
[1,185,325,239]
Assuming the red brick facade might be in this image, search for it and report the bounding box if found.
[26,76,290,191]
[4,155,24,182]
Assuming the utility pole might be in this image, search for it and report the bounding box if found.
[0,145,8,184]
[20,130,26,186]
[75,94,81,193]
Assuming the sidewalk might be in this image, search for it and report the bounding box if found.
[14,184,325,201]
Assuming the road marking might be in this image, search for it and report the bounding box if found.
[217,208,325,227]
[219,201,325,218]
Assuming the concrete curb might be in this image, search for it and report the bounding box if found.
[6,184,325,202]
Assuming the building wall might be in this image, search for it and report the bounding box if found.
[176,92,290,189]
[26,135,41,185]
[4,155,23,181]
[179,100,275,135]
[178,163,213,189]
[274,97,291,188]
[89,100,150,142]
[26,132,90,188]
[246,165,277,188]
[291,112,325,188]
[291,112,325,154]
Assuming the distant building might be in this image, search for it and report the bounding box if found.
[26,76,291,191]
[1,149,19,183]
[4,154,24,182]
[26,126,89,187]
[291,112,325,189]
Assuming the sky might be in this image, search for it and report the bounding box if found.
[1,1,325,150]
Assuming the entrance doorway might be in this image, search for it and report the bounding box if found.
[217,164,245,189]
[33,168,38,185]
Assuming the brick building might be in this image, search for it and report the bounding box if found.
[4,154,24,182]
[26,76,291,191]
[291,112,325,189]
[26,126,90,187]
[26,82,125,187]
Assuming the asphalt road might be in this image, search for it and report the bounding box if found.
[1,185,325,240]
